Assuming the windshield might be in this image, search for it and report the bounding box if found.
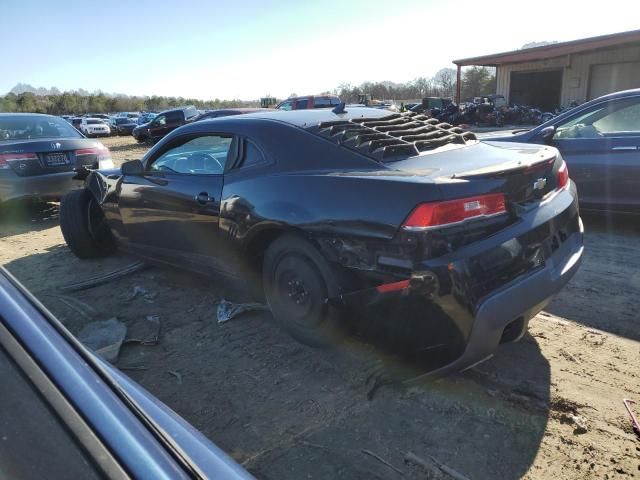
[0,115,82,141]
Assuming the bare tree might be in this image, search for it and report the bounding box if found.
[433,68,457,97]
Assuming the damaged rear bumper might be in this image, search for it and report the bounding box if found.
[330,185,583,376]
[425,217,583,378]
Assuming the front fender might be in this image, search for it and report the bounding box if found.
[84,169,122,205]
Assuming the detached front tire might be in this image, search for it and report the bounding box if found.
[263,234,347,348]
[60,188,116,259]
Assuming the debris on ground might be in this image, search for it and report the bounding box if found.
[119,365,148,371]
[404,451,470,480]
[60,261,146,292]
[623,399,640,438]
[559,349,581,363]
[216,299,268,323]
[168,370,183,385]
[76,318,127,363]
[560,413,589,434]
[126,285,157,303]
[361,449,404,476]
[43,293,97,320]
[125,314,161,345]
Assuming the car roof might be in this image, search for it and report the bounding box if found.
[589,87,640,102]
[219,106,392,128]
[158,106,196,115]
[532,87,640,131]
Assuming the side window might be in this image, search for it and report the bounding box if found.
[278,101,293,111]
[240,140,266,168]
[154,115,166,126]
[313,97,332,108]
[554,97,640,139]
[165,111,182,123]
[295,98,309,109]
[592,101,640,133]
[150,135,233,175]
[313,97,340,108]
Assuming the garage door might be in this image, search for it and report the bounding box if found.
[588,62,640,99]
[509,70,562,111]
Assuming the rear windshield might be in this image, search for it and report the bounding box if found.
[0,115,83,141]
[184,106,198,119]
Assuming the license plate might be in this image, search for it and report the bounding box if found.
[46,153,69,167]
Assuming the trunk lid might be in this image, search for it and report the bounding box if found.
[0,138,108,177]
[387,141,559,205]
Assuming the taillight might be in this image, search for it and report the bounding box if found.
[76,144,114,169]
[557,160,569,190]
[76,145,110,160]
[0,153,38,169]
[402,193,507,230]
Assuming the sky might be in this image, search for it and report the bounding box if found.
[2,0,638,100]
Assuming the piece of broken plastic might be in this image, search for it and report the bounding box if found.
[216,299,268,323]
[125,314,161,345]
[76,318,127,363]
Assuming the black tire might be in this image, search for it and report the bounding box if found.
[60,189,116,259]
[263,234,347,348]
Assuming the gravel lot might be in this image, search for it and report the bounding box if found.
[0,136,638,479]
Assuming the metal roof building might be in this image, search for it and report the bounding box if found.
[453,29,640,110]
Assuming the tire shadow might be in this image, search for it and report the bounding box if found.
[0,201,60,239]
[258,329,551,480]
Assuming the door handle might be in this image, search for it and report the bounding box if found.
[196,192,214,204]
[611,146,638,151]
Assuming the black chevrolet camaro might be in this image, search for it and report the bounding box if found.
[60,108,584,375]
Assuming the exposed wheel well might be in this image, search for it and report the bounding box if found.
[245,228,288,271]
[245,227,328,271]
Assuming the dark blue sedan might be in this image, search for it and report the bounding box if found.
[482,89,640,214]
[0,266,253,479]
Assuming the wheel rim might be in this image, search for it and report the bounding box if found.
[271,254,326,328]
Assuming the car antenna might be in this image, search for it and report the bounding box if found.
[332,102,347,114]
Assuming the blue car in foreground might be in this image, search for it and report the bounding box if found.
[0,266,253,480]
[481,89,640,214]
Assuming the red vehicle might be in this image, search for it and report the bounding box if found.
[276,95,341,111]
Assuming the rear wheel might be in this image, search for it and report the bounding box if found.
[263,234,346,347]
[60,189,116,259]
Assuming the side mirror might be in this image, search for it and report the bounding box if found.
[121,159,144,176]
[539,125,556,144]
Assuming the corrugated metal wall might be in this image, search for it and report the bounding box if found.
[495,43,640,107]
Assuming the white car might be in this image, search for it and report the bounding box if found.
[80,118,111,137]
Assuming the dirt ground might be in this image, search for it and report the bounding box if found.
[0,136,638,479]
